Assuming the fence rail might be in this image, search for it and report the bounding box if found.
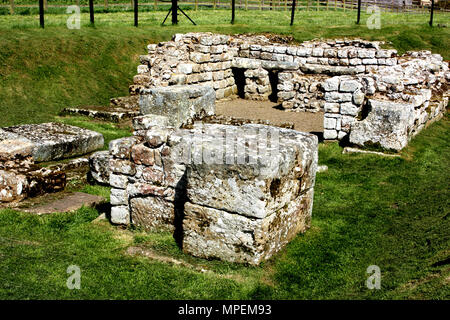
[1,0,449,13]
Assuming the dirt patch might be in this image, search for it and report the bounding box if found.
[216,99,324,133]
[17,192,105,215]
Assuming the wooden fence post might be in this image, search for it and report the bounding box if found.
[154,0,157,11]
[89,0,94,24]
[134,0,138,26]
[105,0,109,10]
[39,0,44,28]
[231,0,235,23]
[214,0,216,10]
[290,0,296,25]
[9,0,14,15]
[44,0,47,11]
[195,0,198,11]
[356,0,361,23]
[429,0,434,26]
[172,0,178,24]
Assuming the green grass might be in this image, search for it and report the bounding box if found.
[0,10,449,299]
[0,116,448,299]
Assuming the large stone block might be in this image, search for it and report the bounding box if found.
[183,189,314,265]
[130,196,175,232]
[0,123,104,162]
[349,99,415,151]
[180,124,318,264]
[139,85,216,128]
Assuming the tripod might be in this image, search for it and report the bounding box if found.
[162,0,196,26]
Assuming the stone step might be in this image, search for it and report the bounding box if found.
[0,122,104,162]
[61,105,139,123]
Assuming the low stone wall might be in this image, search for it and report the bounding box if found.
[321,51,449,147]
[0,140,65,202]
[132,33,399,110]
[127,33,449,151]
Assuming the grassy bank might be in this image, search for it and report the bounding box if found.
[0,115,448,299]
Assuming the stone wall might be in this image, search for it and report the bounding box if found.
[322,51,449,147]
[129,33,448,150]
[131,33,398,110]
[0,140,65,202]
[0,123,104,203]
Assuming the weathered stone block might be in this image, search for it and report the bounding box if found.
[185,124,318,219]
[131,143,155,166]
[349,99,415,151]
[89,151,111,185]
[109,137,141,160]
[130,196,175,232]
[0,123,104,162]
[132,115,170,131]
[140,85,216,128]
[111,205,130,225]
[109,158,136,176]
[110,188,128,205]
[182,188,314,265]
[110,173,128,189]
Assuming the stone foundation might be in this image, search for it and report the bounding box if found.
[127,32,449,151]
[88,32,450,264]
[0,123,104,203]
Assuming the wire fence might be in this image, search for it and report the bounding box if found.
[1,0,449,13]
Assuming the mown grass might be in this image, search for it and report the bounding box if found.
[0,10,449,299]
[0,115,448,299]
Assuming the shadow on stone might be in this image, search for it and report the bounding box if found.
[232,68,246,99]
[173,170,188,249]
[268,70,279,103]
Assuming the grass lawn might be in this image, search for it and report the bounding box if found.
[0,10,449,299]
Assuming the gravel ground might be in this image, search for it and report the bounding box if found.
[216,99,324,133]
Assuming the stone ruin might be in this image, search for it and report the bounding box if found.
[0,123,104,203]
[124,32,448,151]
[87,32,449,265]
[91,85,318,265]
[2,32,448,265]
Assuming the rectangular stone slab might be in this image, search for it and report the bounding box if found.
[349,99,415,151]
[0,123,104,162]
[182,190,313,265]
[139,85,215,128]
[185,124,318,219]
